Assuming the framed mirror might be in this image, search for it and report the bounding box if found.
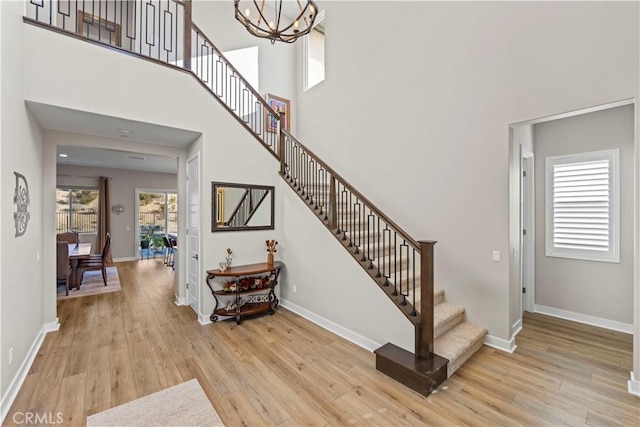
[212,182,275,232]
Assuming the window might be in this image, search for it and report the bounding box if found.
[56,188,99,233]
[304,11,325,91]
[545,149,620,263]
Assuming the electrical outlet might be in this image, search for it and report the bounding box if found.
[9,347,14,365]
[492,250,501,262]
[292,284,297,293]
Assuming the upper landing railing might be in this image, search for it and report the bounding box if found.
[25,0,281,157]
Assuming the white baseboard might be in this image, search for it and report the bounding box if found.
[511,318,523,338]
[198,313,211,325]
[484,334,517,353]
[1,323,52,424]
[629,372,640,396]
[113,256,138,263]
[44,318,60,332]
[535,304,633,334]
[280,299,381,352]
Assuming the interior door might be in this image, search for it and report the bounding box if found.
[187,156,200,314]
[521,155,535,313]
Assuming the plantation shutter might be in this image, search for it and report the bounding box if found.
[552,159,610,252]
[546,149,619,263]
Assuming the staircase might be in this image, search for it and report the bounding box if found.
[282,178,486,385]
[24,0,486,396]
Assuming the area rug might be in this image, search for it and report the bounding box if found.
[57,266,121,300]
[86,379,224,427]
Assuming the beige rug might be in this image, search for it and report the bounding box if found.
[86,379,224,427]
[57,266,121,300]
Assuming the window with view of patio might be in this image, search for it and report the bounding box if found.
[56,187,99,233]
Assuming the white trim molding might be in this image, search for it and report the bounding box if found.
[1,324,52,424]
[628,372,640,396]
[44,318,60,332]
[535,304,633,334]
[174,295,186,306]
[198,312,212,326]
[511,318,523,338]
[280,299,381,352]
[484,334,517,353]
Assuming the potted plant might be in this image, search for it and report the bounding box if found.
[140,233,151,249]
[152,235,165,253]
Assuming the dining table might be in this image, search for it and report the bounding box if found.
[68,242,92,290]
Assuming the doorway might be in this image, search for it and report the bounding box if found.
[509,99,637,391]
[135,189,178,258]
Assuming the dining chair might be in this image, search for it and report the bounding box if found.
[76,233,111,288]
[162,236,171,266]
[57,231,79,244]
[56,241,71,296]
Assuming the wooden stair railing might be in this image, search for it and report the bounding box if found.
[23,0,448,395]
[279,131,448,394]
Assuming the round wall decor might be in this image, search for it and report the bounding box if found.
[111,204,125,215]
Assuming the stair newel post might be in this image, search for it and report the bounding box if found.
[183,0,192,71]
[416,240,437,359]
[329,175,337,229]
[279,131,286,175]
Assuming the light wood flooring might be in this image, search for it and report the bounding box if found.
[4,259,639,426]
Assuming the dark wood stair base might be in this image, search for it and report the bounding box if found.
[374,343,448,396]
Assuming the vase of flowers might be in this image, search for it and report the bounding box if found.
[266,240,277,267]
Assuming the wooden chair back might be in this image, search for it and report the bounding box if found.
[57,232,79,244]
[101,233,112,263]
[56,241,71,295]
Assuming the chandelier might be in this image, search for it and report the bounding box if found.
[234,0,319,44]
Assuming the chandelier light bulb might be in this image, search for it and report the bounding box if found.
[244,8,250,17]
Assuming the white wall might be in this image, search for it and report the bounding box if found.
[1,0,45,405]
[296,1,639,341]
[55,161,178,260]
[534,105,634,325]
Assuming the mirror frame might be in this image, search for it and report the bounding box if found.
[211,181,275,232]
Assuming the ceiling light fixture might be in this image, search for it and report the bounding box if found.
[234,0,318,44]
[58,153,68,158]
[118,128,133,134]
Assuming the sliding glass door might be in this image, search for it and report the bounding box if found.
[137,190,178,257]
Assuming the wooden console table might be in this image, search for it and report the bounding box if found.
[205,261,283,324]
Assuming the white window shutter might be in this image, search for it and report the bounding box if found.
[546,149,619,263]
